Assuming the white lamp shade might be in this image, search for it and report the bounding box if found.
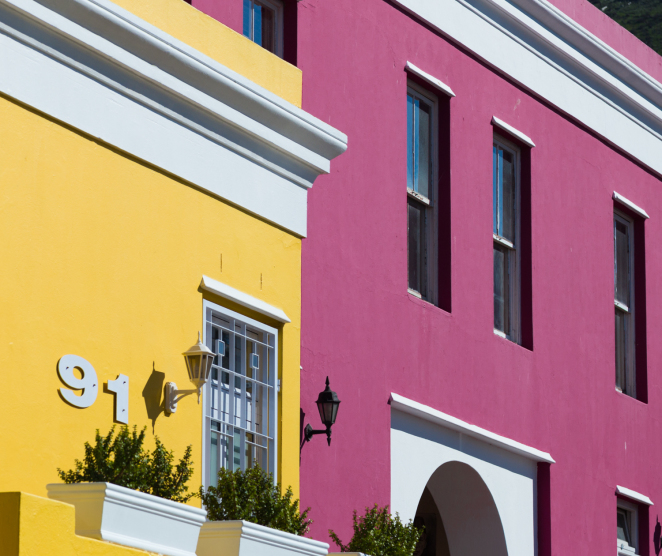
[183,334,214,390]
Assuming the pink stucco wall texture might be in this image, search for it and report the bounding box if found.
[192,0,662,554]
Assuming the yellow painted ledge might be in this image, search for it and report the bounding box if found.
[110,0,302,107]
[0,492,148,556]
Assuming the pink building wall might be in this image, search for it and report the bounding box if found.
[192,0,662,554]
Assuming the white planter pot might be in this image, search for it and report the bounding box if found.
[196,520,329,556]
[47,482,207,556]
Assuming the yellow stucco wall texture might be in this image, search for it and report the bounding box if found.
[110,0,302,107]
[0,91,301,500]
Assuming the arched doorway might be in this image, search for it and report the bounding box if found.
[413,461,508,556]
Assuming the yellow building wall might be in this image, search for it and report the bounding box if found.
[110,0,302,108]
[0,92,301,501]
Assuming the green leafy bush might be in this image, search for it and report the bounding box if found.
[57,425,195,503]
[329,505,422,556]
[199,465,311,536]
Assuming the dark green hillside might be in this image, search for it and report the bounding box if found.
[586,0,662,55]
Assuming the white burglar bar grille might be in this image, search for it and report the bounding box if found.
[204,302,277,486]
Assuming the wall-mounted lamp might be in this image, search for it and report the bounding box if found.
[301,376,340,449]
[165,332,214,414]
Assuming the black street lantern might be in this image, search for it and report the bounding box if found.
[301,376,341,448]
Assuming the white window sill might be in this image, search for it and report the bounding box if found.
[613,192,649,220]
[408,288,422,299]
[405,61,456,97]
[617,485,654,506]
[493,328,507,339]
[614,300,630,313]
[407,188,431,206]
[617,540,637,556]
[491,116,536,148]
[493,233,514,249]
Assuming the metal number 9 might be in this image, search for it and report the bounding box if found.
[57,354,98,408]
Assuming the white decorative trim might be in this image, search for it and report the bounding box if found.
[405,61,456,97]
[0,0,347,237]
[47,482,206,556]
[492,117,536,148]
[617,485,654,506]
[493,233,515,249]
[200,276,291,323]
[391,0,662,177]
[618,540,637,556]
[408,188,431,205]
[613,192,650,219]
[197,521,329,556]
[389,393,555,463]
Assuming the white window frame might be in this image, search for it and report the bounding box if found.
[617,498,639,555]
[243,0,284,58]
[493,134,521,344]
[406,80,439,305]
[614,210,636,397]
[201,300,279,489]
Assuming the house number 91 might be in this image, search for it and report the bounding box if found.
[58,355,129,424]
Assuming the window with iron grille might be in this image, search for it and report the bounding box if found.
[203,301,278,487]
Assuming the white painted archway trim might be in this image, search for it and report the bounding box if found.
[390,393,554,463]
[390,396,551,556]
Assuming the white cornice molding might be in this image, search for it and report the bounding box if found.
[392,0,662,176]
[492,116,536,147]
[0,0,347,236]
[613,192,650,219]
[616,485,654,506]
[200,276,291,324]
[405,61,456,97]
[389,393,555,463]
[198,521,329,556]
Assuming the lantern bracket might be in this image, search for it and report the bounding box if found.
[302,423,332,447]
[300,376,340,451]
[164,382,200,414]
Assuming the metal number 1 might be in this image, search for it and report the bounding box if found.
[107,374,129,424]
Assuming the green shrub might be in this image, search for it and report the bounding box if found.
[199,465,311,536]
[329,505,422,556]
[57,425,194,503]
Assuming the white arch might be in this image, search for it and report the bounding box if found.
[391,408,537,556]
[425,461,509,556]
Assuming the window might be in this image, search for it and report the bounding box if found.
[493,136,520,342]
[203,301,278,487]
[614,212,636,397]
[617,500,638,555]
[243,0,283,57]
[407,82,438,303]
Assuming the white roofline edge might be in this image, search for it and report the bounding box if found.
[200,275,291,324]
[492,117,536,148]
[405,62,456,97]
[613,192,650,219]
[389,393,555,463]
[616,485,654,506]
